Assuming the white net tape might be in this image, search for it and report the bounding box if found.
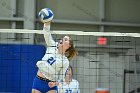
[0,29,140,37]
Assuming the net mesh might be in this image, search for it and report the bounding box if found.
[0,29,140,93]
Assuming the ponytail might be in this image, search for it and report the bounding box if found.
[65,39,77,61]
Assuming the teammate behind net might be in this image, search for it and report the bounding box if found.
[58,65,80,93]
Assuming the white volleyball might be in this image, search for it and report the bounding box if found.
[38,8,54,23]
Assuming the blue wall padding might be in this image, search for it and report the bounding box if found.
[0,44,46,93]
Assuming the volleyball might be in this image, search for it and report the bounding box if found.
[38,8,54,23]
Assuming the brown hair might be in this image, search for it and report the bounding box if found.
[69,65,73,76]
[65,37,77,61]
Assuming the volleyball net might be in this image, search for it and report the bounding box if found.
[0,29,140,93]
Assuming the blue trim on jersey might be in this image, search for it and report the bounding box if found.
[32,76,58,93]
[65,66,69,78]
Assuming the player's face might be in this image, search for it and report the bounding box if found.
[66,67,72,77]
[58,36,71,51]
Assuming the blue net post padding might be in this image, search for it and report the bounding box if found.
[0,44,46,93]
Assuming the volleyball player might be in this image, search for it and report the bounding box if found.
[32,8,77,93]
[58,65,80,93]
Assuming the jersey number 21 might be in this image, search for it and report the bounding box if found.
[47,57,56,65]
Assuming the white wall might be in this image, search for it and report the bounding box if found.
[98,53,124,93]
[125,45,140,93]
[71,52,100,93]
[0,0,12,17]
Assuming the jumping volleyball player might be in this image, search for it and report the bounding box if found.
[32,8,77,93]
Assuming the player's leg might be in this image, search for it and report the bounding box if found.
[32,75,49,93]
[47,83,58,93]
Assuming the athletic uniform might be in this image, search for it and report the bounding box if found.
[58,79,80,93]
[32,25,69,93]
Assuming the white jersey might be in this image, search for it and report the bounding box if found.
[36,25,69,81]
[58,79,80,93]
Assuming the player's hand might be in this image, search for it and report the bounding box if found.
[48,82,59,88]
[44,21,51,27]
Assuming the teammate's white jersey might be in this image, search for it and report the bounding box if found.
[58,79,80,93]
[36,25,69,81]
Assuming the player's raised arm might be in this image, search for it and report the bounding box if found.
[38,8,56,47]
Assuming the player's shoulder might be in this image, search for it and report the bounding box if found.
[72,79,79,84]
[70,79,80,88]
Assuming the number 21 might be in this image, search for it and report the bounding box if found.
[47,57,56,65]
